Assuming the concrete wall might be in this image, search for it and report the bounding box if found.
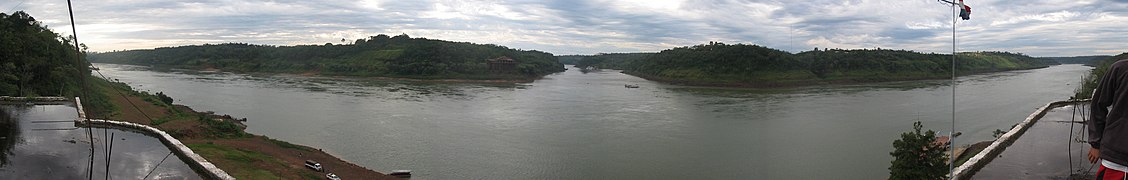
[74,97,235,180]
[951,99,1088,179]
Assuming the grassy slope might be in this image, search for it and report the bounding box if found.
[87,77,396,179]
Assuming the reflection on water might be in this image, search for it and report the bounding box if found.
[0,104,200,179]
[0,104,20,167]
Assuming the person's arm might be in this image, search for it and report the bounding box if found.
[1090,63,1118,150]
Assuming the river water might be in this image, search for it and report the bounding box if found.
[93,63,1091,179]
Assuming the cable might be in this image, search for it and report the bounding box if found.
[62,0,95,179]
[143,152,175,180]
[6,0,27,13]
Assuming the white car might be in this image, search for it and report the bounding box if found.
[325,173,341,180]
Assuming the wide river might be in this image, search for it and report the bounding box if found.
[95,63,1091,179]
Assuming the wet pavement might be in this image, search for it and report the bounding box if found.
[974,104,1097,180]
[0,104,201,179]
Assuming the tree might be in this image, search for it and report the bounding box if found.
[156,91,173,105]
[889,121,948,180]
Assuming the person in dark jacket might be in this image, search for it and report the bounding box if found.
[1091,59,1128,179]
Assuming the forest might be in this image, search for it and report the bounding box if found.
[88,34,565,80]
[0,11,89,97]
[1044,55,1111,66]
[571,42,1059,87]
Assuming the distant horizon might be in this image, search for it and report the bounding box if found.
[4,0,1127,57]
[92,38,1113,58]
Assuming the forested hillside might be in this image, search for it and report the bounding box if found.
[617,43,1059,87]
[571,53,654,70]
[1044,55,1111,66]
[1074,53,1128,99]
[557,55,584,65]
[0,11,89,96]
[88,34,565,80]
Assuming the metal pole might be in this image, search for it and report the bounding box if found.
[949,2,957,179]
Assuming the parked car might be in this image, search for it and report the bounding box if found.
[305,160,323,172]
[325,173,341,180]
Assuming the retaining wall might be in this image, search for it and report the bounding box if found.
[74,97,235,180]
[951,99,1089,179]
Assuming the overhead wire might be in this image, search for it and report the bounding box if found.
[62,0,95,179]
[6,0,27,13]
[63,0,160,179]
[142,152,175,180]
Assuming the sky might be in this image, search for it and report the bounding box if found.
[2,0,1127,56]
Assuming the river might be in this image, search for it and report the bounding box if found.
[93,63,1091,179]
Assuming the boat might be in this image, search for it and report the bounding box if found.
[389,170,412,178]
[624,84,639,88]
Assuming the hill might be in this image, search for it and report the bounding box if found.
[1073,53,1128,99]
[0,11,90,97]
[88,34,565,81]
[616,43,1059,87]
[1043,55,1111,66]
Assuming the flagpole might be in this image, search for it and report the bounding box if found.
[949,1,958,179]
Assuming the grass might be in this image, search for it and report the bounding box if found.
[265,136,309,151]
[187,143,283,179]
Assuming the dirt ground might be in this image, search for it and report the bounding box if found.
[99,84,399,179]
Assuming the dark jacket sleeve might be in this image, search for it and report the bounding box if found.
[1091,64,1118,149]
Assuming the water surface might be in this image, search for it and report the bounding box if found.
[0,104,199,179]
[94,63,1092,179]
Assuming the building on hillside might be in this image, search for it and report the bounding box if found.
[487,56,517,73]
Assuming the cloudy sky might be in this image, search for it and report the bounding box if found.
[3,0,1126,56]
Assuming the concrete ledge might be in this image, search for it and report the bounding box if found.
[951,99,1089,179]
[75,97,235,180]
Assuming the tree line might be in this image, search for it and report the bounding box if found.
[88,34,565,80]
[568,42,1060,86]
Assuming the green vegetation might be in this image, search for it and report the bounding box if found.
[1044,55,1111,66]
[889,121,948,180]
[198,113,248,138]
[1073,53,1128,99]
[572,53,654,70]
[266,136,309,151]
[187,143,282,179]
[0,11,90,97]
[556,55,584,65]
[601,43,1057,87]
[88,34,565,80]
[0,11,116,118]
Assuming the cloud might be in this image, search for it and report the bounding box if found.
[2,0,1127,56]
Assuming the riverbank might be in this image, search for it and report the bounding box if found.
[621,66,1050,89]
[87,77,398,179]
[152,64,546,84]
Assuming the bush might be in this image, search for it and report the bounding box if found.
[889,121,948,180]
[156,91,174,105]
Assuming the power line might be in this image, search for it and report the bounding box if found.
[6,0,27,13]
[142,152,175,180]
[63,0,95,179]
